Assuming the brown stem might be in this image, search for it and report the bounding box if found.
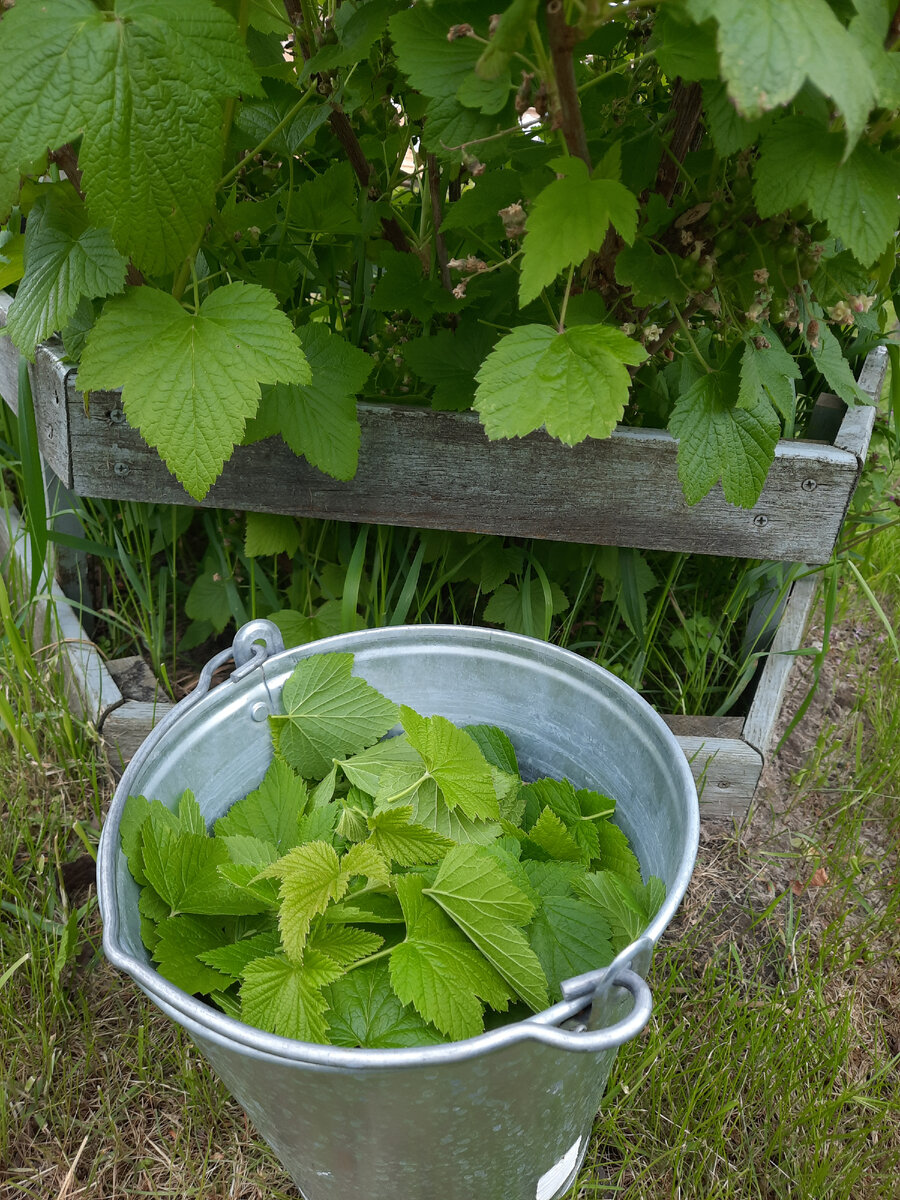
[48,145,84,199]
[653,80,704,205]
[329,106,411,254]
[645,295,704,358]
[545,1,590,168]
[427,155,452,293]
[887,4,900,48]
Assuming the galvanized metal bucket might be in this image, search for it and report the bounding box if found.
[98,621,699,1200]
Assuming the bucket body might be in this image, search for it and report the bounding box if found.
[99,625,699,1200]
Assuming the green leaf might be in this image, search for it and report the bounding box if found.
[483,577,569,637]
[214,757,308,851]
[0,0,261,270]
[6,188,127,358]
[738,332,800,423]
[177,790,206,836]
[474,323,646,444]
[804,319,867,407]
[270,652,399,778]
[153,914,235,994]
[341,840,392,885]
[753,116,900,266]
[366,806,455,866]
[702,81,769,157]
[198,928,281,982]
[269,602,345,648]
[141,819,270,916]
[77,283,309,500]
[519,157,638,306]
[376,766,502,845]
[243,513,302,558]
[337,735,422,795]
[526,808,585,864]
[424,845,549,1011]
[241,950,344,1042]
[370,247,458,322]
[403,322,499,413]
[307,924,383,967]
[463,725,519,776]
[593,821,643,889]
[0,232,25,290]
[614,240,688,308]
[235,80,330,156]
[401,707,499,821]
[292,162,362,234]
[325,961,445,1048]
[653,5,719,81]
[390,6,485,99]
[260,841,350,960]
[120,794,154,885]
[439,171,523,234]
[219,834,280,868]
[529,895,614,998]
[245,324,371,480]
[520,778,581,828]
[575,870,649,949]
[686,0,875,150]
[668,367,780,508]
[475,0,537,81]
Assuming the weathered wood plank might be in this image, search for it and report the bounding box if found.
[0,502,122,722]
[661,714,745,739]
[674,735,763,821]
[101,698,174,777]
[0,293,74,486]
[742,575,819,756]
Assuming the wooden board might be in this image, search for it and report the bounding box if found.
[0,294,886,564]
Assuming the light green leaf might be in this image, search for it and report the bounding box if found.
[198,928,281,982]
[214,757,308,851]
[141,819,269,916]
[337,735,422,795]
[177,790,206,836]
[269,602,345,649]
[243,512,302,558]
[424,845,549,1011]
[0,232,25,289]
[366,806,455,866]
[401,707,499,821]
[753,116,900,266]
[120,794,155,885]
[804,319,867,407]
[668,368,780,508]
[464,725,519,776]
[738,332,799,423]
[241,950,343,1042]
[219,835,280,868]
[686,0,875,150]
[474,323,646,444]
[521,778,581,828]
[520,157,638,306]
[325,961,445,1048]
[483,578,568,637]
[575,870,654,950]
[593,821,643,890]
[341,840,392,885]
[376,766,502,845]
[260,840,350,960]
[77,283,309,500]
[6,188,126,358]
[214,862,281,908]
[245,323,372,481]
[307,924,384,967]
[270,653,399,778]
[526,808,585,864]
[153,914,234,994]
[529,895,614,998]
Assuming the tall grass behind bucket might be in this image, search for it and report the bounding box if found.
[98,622,699,1200]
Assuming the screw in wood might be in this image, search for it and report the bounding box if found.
[114,461,129,477]
[801,478,817,491]
[109,408,125,424]
[752,514,769,527]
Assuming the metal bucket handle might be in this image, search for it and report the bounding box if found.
[101,621,657,1063]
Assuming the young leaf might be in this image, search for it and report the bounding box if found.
[307,924,384,967]
[366,806,455,866]
[214,757,308,851]
[474,323,646,445]
[270,653,399,778]
[341,840,392,885]
[401,707,500,821]
[377,767,502,846]
[177,790,206,836]
[520,778,581,828]
[6,188,127,358]
[526,808,585,864]
[519,157,638,306]
[244,324,372,481]
[668,368,780,508]
[324,961,445,1048]
[241,950,344,1042]
[593,821,643,890]
[739,332,800,423]
[753,117,899,267]
[260,841,350,960]
[198,928,282,983]
[575,870,648,949]
[424,845,549,1011]
[77,283,310,501]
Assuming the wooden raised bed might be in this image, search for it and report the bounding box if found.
[0,293,884,565]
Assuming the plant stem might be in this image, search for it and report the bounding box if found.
[577,49,656,94]
[345,945,394,972]
[672,304,711,371]
[219,84,318,189]
[557,263,575,331]
[545,1,591,168]
[427,155,452,293]
[379,774,429,806]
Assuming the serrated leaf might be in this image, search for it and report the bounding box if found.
[804,319,867,407]
[575,870,648,950]
[307,924,383,967]
[529,895,614,998]
[245,324,372,480]
[270,653,399,778]
[6,188,127,358]
[389,6,485,99]
[269,602,345,649]
[403,322,499,413]
[702,80,769,157]
[337,735,422,795]
[153,914,235,994]
[77,283,309,500]
[738,332,799,424]
[668,367,780,508]
[241,951,343,1042]
[422,91,512,162]
[520,778,581,828]
[214,757,308,851]
[425,845,548,1011]
[120,794,154,885]
[464,725,519,776]
[243,512,302,558]
[687,0,875,150]
[527,808,585,864]
[341,840,392,884]
[260,841,350,960]
[324,961,445,1048]
[483,576,569,638]
[297,803,339,846]
[198,928,281,982]
[220,835,280,868]
[653,5,719,81]
[217,862,281,908]
[474,0,537,81]
[474,323,646,444]
[177,790,206,836]
[439,171,523,233]
[0,0,261,271]
[753,116,899,266]
[613,240,688,308]
[401,707,499,821]
[0,232,25,289]
[519,158,638,306]
[366,806,455,866]
[377,766,502,845]
[593,821,643,889]
[141,819,269,916]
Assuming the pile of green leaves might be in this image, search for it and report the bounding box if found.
[121,651,664,1045]
[1,0,898,512]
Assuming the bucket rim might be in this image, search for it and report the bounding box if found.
[98,623,699,1067]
